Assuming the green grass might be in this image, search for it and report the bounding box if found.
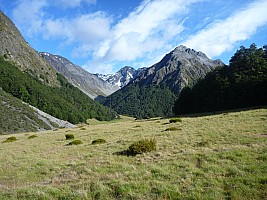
[0,108,266,199]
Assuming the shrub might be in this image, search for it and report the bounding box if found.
[92,139,106,145]
[165,127,180,131]
[169,118,182,123]
[67,140,83,145]
[65,134,74,140]
[3,136,17,143]
[28,135,37,139]
[127,139,156,156]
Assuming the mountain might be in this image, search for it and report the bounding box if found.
[174,44,267,114]
[101,45,224,119]
[0,10,118,127]
[0,11,59,86]
[95,66,146,88]
[0,87,75,134]
[40,52,118,99]
[133,45,224,94]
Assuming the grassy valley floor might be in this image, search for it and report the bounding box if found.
[0,108,266,199]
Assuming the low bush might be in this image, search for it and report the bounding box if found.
[28,135,37,139]
[67,140,83,146]
[3,136,17,143]
[127,139,156,156]
[65,134,74,140]
[169,118,182,123]
[165,127,180,131]
[92,139,106,145]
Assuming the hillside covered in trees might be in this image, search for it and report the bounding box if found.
[0,57,117,124]
[101,83,177,119]
[174,44,267,114]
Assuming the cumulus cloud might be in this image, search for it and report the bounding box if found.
[44,12,112,44]
[183,0,267,58]
[97,0,197,62]
[12,0,47,36]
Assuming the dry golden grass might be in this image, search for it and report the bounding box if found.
[0,108,266,199]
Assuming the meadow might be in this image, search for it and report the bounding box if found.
[0,108,266,199]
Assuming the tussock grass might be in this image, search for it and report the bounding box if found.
[2,136,17,143]
[67,139,83,145]
[0,108,266,199]
[27,135,37,139]
[92,138,107,145]
[65,133,74,140]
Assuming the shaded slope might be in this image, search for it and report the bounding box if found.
[174,44,267,114]
[0,57,118,124]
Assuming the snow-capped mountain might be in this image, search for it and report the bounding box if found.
[95,66,146,88]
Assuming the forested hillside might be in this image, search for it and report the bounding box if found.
[174,44,267,114]
[0,57,117,124]
[102,83,176,119]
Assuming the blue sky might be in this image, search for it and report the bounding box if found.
[1,0,267,74]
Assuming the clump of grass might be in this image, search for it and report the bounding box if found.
[127,139,156,156]
[169,118,182,123]
[92,139,106,145]
[3,136,17,143]
[27,135,37,139]
[80,127,86,130]
[165,127,180,131]
[65,134,74,140]
[67,140,83,146]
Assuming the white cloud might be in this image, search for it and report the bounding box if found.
[12,0,47,36]
[44,12,112,44]
[97,0,198,62]
[82,61,114,74]
[53,0,96,8]
[183,0,267,58]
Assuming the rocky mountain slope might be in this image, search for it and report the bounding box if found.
[95,66,146,88]
[0,11,59,86]
[40,52,118,99]
[133,45,224,94]
[101,45,224,118]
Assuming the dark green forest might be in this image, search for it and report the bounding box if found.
[0,57,117,124]
[174,44,267,114]
[101,83,177,119]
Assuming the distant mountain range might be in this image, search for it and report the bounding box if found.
[101,45,225,118]
[40,52,118,99]
[95,66,146,89]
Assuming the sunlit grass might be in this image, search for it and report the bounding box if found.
[0,108,266,199]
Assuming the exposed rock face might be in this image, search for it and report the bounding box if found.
[40,52,118,99]
[95,66,146,89]
[134,45,225,94]
[0,11,59,86]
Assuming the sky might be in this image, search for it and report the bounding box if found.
[0,0,267,74]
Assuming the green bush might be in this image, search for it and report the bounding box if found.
[28,135,37,139]
[165,127,180,131]
[127,139,156,156]
[92,139,106,145]
[3,136,17,143]
[169,118,182,123]
[65,134,74,140]
[67,140,83,145]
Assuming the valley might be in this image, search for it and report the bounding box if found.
[0,108,266,199]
